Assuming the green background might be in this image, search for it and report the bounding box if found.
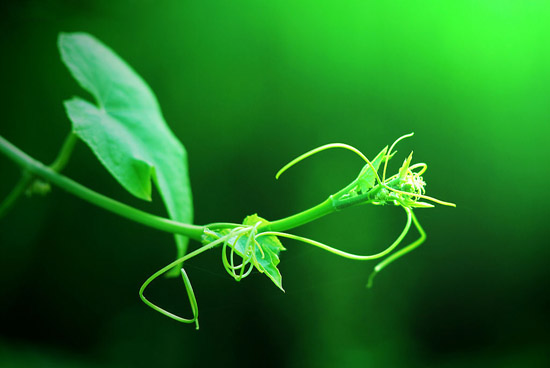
[1,0,549,367]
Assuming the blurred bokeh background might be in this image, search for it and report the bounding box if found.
[1,1,549,367]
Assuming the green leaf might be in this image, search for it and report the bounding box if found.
[241,214,285,290]
[356,146,388,192]
[231,233,285,292]
[398,151,414,180]
[208,214,286,291]
[58,32,193,257]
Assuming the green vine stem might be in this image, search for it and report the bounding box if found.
[259,206,412,261]
[0,134,371,241]
[0,173,33,219]
[260,197,335,232]
[0,133,77,219]
[0,134,204,241]
[0,133,450,245]
[50,133,78,172]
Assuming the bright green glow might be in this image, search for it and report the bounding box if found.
[0,2,547,365]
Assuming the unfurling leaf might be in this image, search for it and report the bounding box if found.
[355,146,387,193]
[207,214,286,291]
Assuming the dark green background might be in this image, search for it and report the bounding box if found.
[1,1,549,367]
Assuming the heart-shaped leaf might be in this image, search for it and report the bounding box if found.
[58,32,193,258]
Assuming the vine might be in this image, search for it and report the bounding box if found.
[0,32,455,329]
